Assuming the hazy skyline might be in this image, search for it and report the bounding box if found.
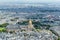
[0,0,60,4]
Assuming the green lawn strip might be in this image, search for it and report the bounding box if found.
[0,27,6,32]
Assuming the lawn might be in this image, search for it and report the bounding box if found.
[0,27,6,32]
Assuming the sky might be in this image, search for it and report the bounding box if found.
[0,0,60,4]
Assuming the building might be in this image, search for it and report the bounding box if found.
[6,24,20,32]
[27,19,34,31]
[6,19,34,32]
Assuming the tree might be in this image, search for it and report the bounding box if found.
[0,23,9,27]
[58,37,60,40]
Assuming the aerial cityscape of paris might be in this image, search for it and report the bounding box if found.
[0,0,60,40]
